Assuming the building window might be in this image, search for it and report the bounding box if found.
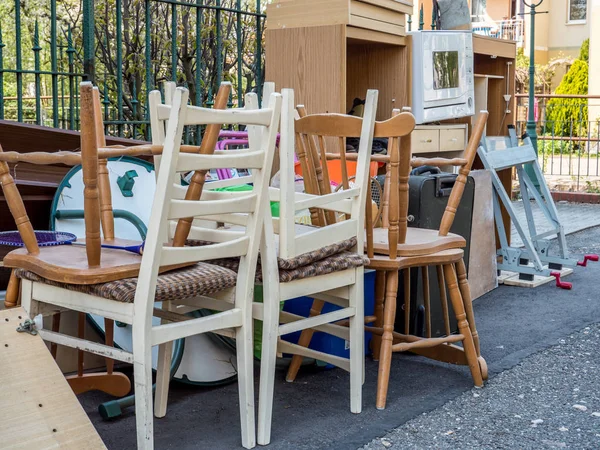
[568,0,587,23]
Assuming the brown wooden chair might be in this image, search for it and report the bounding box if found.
[286,106,489,409]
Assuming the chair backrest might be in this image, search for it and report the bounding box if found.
[278,89,378,260]
[158,81,233,247]
[137,86,281,320]
[297,107,416,259]
[436,112,488,236]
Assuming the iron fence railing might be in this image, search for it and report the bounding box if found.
[516,94,600,192]
[0,0,266,142]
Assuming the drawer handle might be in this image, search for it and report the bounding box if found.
[450,138,458,142]
[420,139,432,143]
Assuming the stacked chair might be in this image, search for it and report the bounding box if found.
[0,77,490,448]
[0,82,282,449]
[287,105,489,409]
[159,87,378,445]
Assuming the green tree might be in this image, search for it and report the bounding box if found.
[579,38,589,62]
[545,59,588,137]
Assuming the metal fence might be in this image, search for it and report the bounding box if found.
[472,19,524,46]
[516,94,600,192]
[0,0,266,142]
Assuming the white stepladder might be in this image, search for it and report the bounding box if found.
[477,126,596,288]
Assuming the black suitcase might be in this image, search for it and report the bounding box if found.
[395,166,475,337]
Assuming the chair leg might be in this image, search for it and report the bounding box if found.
[442,263,483,388]
[50,313,61,359]
[285,299,324,382]
[421,266,431,338]
[349,267,364,414]
[236,302,257,449]
[376,270,398,410]
[436,265,452,336]
[455,259,480,356]
[371,270,386,361]
[154,309,174,418]
[257,280,281,446]
[4,270,20,308]
[403,268,410,334]
[133,328,154,450]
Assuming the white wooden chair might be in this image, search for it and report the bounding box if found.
[156,86,377,445]
[18,84,282,450]
[254,88,378,445]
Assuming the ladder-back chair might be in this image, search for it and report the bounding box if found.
[252,88,377,445]
[17,84,281,449]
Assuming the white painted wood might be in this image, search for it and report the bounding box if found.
[168,194,257,219]
[294,219,358,255]
[256,89,376,445]
[39,329,134,363]
[349,266,364,413]
[160,236,249,265]
[154,300,174,418]
[175,151,266,172]
[277,307,355,337]
[14,83,282,450]
[198,213,249,227]
[151,309,244,346]
[277,340,351,372]
[278,88,297,260]
[171,223,245,243]
[294,188,359,212]
[32,283,134,324]
[279,268,357,301]
[148,90,165,144]
[292,191,353,214]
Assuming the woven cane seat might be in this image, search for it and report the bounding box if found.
[15,262,237,304]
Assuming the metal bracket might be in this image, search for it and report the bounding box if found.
[16,319,38,336]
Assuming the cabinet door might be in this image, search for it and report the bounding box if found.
[440,128,466,152]
[411,129,439,154]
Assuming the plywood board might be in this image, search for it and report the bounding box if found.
[265,26,346,116]
[0,307,106,449]
[501,267,573,288]
[468,170,498,299]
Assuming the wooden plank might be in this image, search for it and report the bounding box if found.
[266,0,349,30]
[350,1,406,24]
[349,15,405,36]
[346,26,406,45]
[473,35,517,59]
[355,0,413,14]
[265,26,346,115]
[0,307,106,449]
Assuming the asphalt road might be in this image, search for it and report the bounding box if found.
[362,323,600,450]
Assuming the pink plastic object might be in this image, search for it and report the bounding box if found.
[577,254,599,267]
[550,271,572,290]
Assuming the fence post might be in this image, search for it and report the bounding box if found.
[83,0,95,83]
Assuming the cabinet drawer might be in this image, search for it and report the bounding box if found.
[411,129,439,154]
[440,128,466,152]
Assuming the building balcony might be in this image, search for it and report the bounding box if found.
[472,18,524,45]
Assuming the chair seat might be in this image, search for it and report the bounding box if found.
[370,227,466,257]
[208,251,369,283]
[187,235,359,271]
[15,262,237,304]
[366,248,464,271]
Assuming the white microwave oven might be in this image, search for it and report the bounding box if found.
[408,30,475,124]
